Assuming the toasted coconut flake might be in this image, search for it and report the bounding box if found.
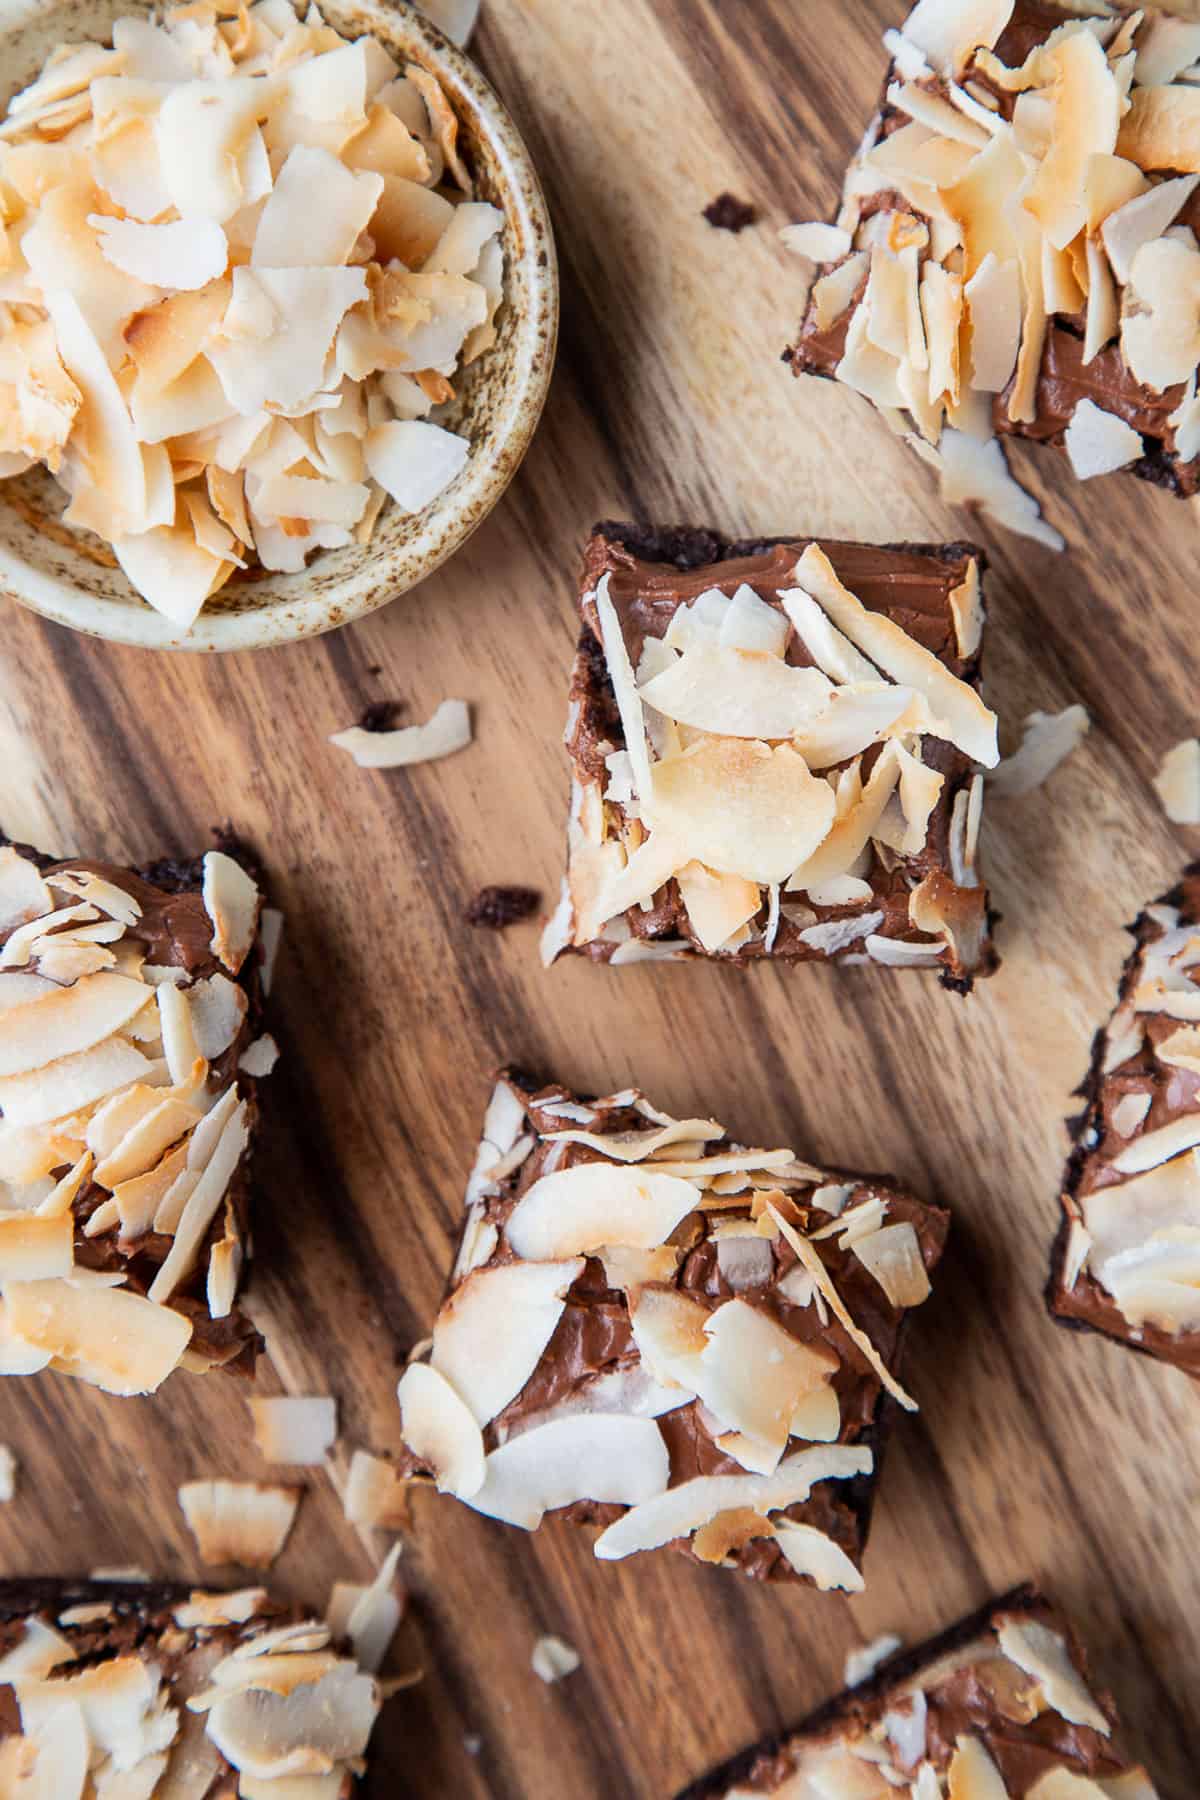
[90,212,228,291]
[948,1735,1009,1799]
[852,1221,931,1307]
[249,1395,338,1466]
[147,1096,249,1302]
[5,1277,191,1394]
[1024,30,1120,250]
[1153,738,1200,823]
[431,1258,584,1427]
[344,1448,408,1529]
[0,851,52,934]
[505,1162,702,1261]
[330,698,471,769]
[0,1212,73,1282]
[397,1361,485,1499]
[531,1634,580,1684]
[467,1414,671,1530]
[201,1655,379,1780]
[201,850,259,975]
[901,0,1013,75]
[694,1299,838,1472]
[780,222,852,261]
[0,1035,153,1128]
[768,1205,919,1410]
[179,1479,301,1569]
[773,1522,864,1592]
[939,427,1065,552]
[255,145,382,269]
[1111,1116,1200,1174]
[648,737,836,886]
[793,546,997,764]
[989,705,1090,797]
[0,969,152,1079]
[327,1542,403,1675]
[1119,84,1200,174]
[964,252,1021,391]
[544,1118,722,1163]
[996,1619,1110,1734]
[638,644,832,739]
[1064,398,1143,480]
[594,1442,871,1561]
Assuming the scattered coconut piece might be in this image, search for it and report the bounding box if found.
[326,1542,403,1674]
[773,1522,864,1592]
[1153,738,1200,824]
[330,699,471,769]
[997,1619,1111,1734]
[344,1449,409,1530]
[1064,400,1144,480]
[249,1395,338,1466]
[845,1633,903,1688]
[531,1634,581,1684]
[988,706,1090,798]
[178,1480,302,1569]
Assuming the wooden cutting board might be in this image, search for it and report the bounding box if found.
[1,1,1198,1794]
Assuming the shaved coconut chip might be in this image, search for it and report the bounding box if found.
[112,525,228,629]
[939,428,1066,552]
[1111,1093,1152,1139]
[0,1035,152,1127]
[0,970,150,1078]
[544,1118,723,1162]
[210,265,366,414]
[201,1654,378,1780]
[649,737,837,886]
[5,1278,190,1394]
[255,146,382,268]
[1120,83,1200,175]
[780,222,853,262]
[1102,173,1199,285]
[0,850,52,934]
[778,587,880,684]
[359,418,468,513]
[467,1414,671,1530]
[202,851,259,974]
[157,983,203,1089]
[506,1162,701,1260]
[773,1523,864,1592]
[677,863,762,954]
[330,698,471,769]
[156,78,266,222]
[949,1736,1009,1798]
[989,705,1090,797]
[997,1619,1110,1733]
[90,213,228,290]
[531,1634,580,1684]
[594,574,654,804]
[788,753,899,894]
[1025,30,1120,250]
[1153,738,1200,823]
[326,1542,402,1675]
[397,1361,485,1498]
[793,546,997,765]
[431,1258,583,1427]
[0,1212,73,1281]
[694,1299,838,1470]
[769,1205,919,1410]
[853,1221,931,1307]
[594,1442,871,1561]
[238,1034,279,1079]
[249,1396,337,1466]
[344,1448,408,1529]
[639,644,832,739]
[964,253,1021,391]
[901,0,1013,75]
[1111,1116,1200,1174]
[147,1097,249,1301]
[178,1480,300,1568]
[1064,399,1143,480]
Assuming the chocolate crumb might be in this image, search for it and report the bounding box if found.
[360,700,405,733]
[465,886,541,930]
[703,193,757,233]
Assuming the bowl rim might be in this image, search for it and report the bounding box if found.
[0,0,559,652]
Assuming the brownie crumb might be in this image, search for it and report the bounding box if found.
[703,193,757,233]
[466,885,541,930]
[360,700,405,733]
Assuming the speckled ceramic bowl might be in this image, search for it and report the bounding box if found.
[0,0,558,650]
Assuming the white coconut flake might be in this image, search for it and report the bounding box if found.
[988,705,1090,797]
[845,1632,903,1687]
[1064,399,1144,480]
[1154,738,1200,824]
[531,1634,581,1684]
[330,699,472,769]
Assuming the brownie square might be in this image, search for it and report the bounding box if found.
[676,1584,1157,1797]
[396,1069,948,1586]
[542,521,997,990]
[0,834,280,1392]
[786,1,1200,536]
[1050,862,1200,1377]
[0,1576,383,1789]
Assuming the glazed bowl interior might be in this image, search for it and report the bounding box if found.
[0,0,558,650]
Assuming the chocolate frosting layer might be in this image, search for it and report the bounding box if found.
[562,522,995,989]
[1050,864,1200,1375]
[0,836,266,1375]
[676,1587,1142,1799]
[405,1070,949,1585]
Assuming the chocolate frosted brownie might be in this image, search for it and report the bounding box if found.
[0,835,280,1392]
[0,1576,383,1793]
[678,1585,1158,1799]
[542,521,997,990]
[396,1070,948,1585]
[786,1,1200,543]
[1050,863,1200,1375]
